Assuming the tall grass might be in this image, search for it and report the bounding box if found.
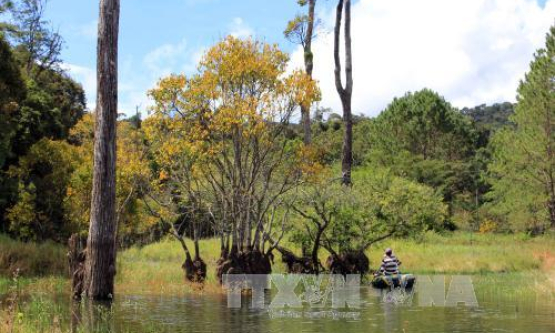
[0,234,68,277]
[1,232,554,296]
[368,232,555,274]
[117,238,222,294]
[114,232,555,294]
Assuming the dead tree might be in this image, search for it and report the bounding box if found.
[333,0,354,185]
[284,0,317,144]
[83,0,120,300]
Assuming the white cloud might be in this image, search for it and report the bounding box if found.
[63,39,205,116]
[291,0,555,117]
[143,39,189,76]
[62,63,96,110]
[114,39,205,116]
[229,17,254,38]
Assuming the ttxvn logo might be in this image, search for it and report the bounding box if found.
[223,274,478,319]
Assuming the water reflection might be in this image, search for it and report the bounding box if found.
[4,276,555,333]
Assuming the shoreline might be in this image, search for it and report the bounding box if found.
[1,232,554,297]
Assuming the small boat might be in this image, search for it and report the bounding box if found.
[371,273,416,289]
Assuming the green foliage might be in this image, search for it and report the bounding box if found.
[290,168,447,255]
[329,169,447,252]
[487,26,555,232]
[4,115,154,243]
[0,35,26,230]
[62,114,154,244]
[311,113,370,165]
[462,102,515,148]
[361,89,480,228]
[3,0,63,76]
[6,139,77,241]
[0,0,85,238]
[12,70,86,156]
[0,34,25,170]
[0,18,85,236]
[369,88,476,162]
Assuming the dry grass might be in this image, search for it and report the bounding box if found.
[0,235,67,277]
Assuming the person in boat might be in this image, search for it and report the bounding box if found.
[377,248,401,276]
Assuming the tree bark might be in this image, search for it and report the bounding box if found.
[302,0,316,145]
[311,227,323,274]
[68,234,86,300]
[547,196,555,229]
[546,169,555,229]
[83,0,120,300]
[333,0,353,185]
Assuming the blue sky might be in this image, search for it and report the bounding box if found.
[43,0,555,117]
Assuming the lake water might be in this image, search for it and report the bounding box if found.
[6,275,555,332]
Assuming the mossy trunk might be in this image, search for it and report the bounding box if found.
[325,251,369,276]
[216,250,273,284]
[279,247,319,274]
[183,255,207,283]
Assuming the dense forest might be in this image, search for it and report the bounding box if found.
[1,0,554,281]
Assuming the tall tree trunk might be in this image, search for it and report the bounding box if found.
[83,0,120,300]
[544,90,555,229]
[333,0,353,185]
[302,0,316,145]
[546,170,555,229]
[547,195,555,229]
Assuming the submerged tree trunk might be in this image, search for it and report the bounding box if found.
[325,251,369,276]
[216,222,273,282]
[216,214,285,282]
[83,0,120,300]
[333,0,353,185]
[177,234,206,283]
[280,227,326,274]
[216,250,273,284]
[68,234,86,300]
[278,247,314,274]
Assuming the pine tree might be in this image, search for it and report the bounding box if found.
[489,26,555,231]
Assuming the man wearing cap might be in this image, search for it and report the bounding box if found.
[379,248,401,276]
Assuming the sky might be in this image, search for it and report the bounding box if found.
[43,0,555,118]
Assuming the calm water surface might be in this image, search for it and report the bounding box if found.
[9,275,555,333]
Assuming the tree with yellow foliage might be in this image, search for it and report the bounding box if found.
[64,114,153,245]
[147,36,321,279]
[6,113,152,244]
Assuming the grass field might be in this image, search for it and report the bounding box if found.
[1,231,554,296]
